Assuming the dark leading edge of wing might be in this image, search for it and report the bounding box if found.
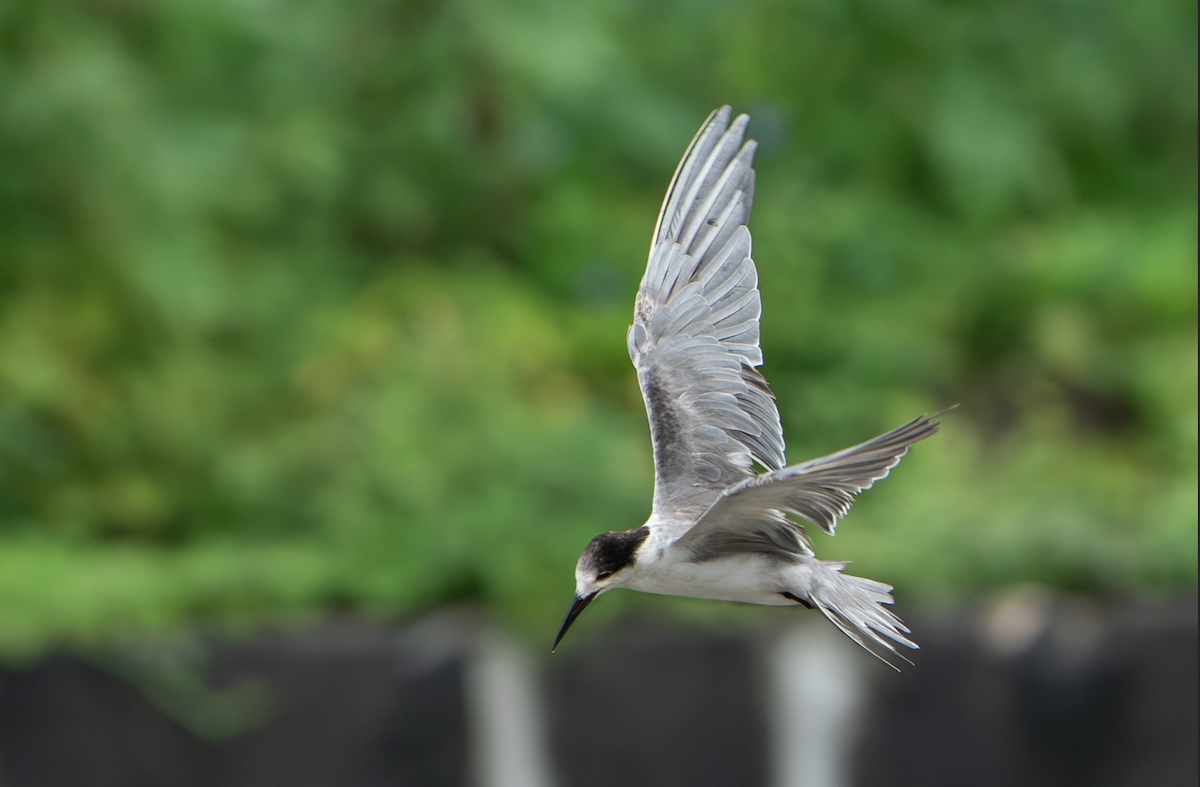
[628,107,787,520]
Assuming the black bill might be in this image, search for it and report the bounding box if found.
[552,592,598,652]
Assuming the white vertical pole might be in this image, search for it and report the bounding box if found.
[767,621,867,787]
[465,629,557,787]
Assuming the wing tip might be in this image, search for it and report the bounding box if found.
[927,403,959,423]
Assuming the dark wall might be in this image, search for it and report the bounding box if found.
[0,598,1195,787]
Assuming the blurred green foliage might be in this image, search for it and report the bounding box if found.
[0,0,1195,654]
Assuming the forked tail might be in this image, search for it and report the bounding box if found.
[807,560,917,669]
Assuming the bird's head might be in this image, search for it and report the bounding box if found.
[553,526,651,651]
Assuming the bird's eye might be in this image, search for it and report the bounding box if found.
[596,571,614,581]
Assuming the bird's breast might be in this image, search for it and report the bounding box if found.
[623,552,794,606]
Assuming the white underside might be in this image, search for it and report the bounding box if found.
[579,528,915,661]
[620,550,809,606]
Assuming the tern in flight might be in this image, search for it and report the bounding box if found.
[553,107,944,664]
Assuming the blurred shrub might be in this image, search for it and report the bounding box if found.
[0,0,1194,653]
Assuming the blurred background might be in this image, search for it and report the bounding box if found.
[0,0,1195,785]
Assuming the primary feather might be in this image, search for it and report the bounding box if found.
[630,107,785,526]
[674,414,941,560]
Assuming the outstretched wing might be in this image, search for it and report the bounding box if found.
[628,107,786,522]
[671,414,942,559]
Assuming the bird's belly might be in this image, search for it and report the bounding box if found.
[624,554,794,606]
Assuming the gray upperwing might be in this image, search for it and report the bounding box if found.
[629,107,787,521]
[671,414,943,559]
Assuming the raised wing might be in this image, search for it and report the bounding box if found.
[671,414,941,559]
[628,107,786,520]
